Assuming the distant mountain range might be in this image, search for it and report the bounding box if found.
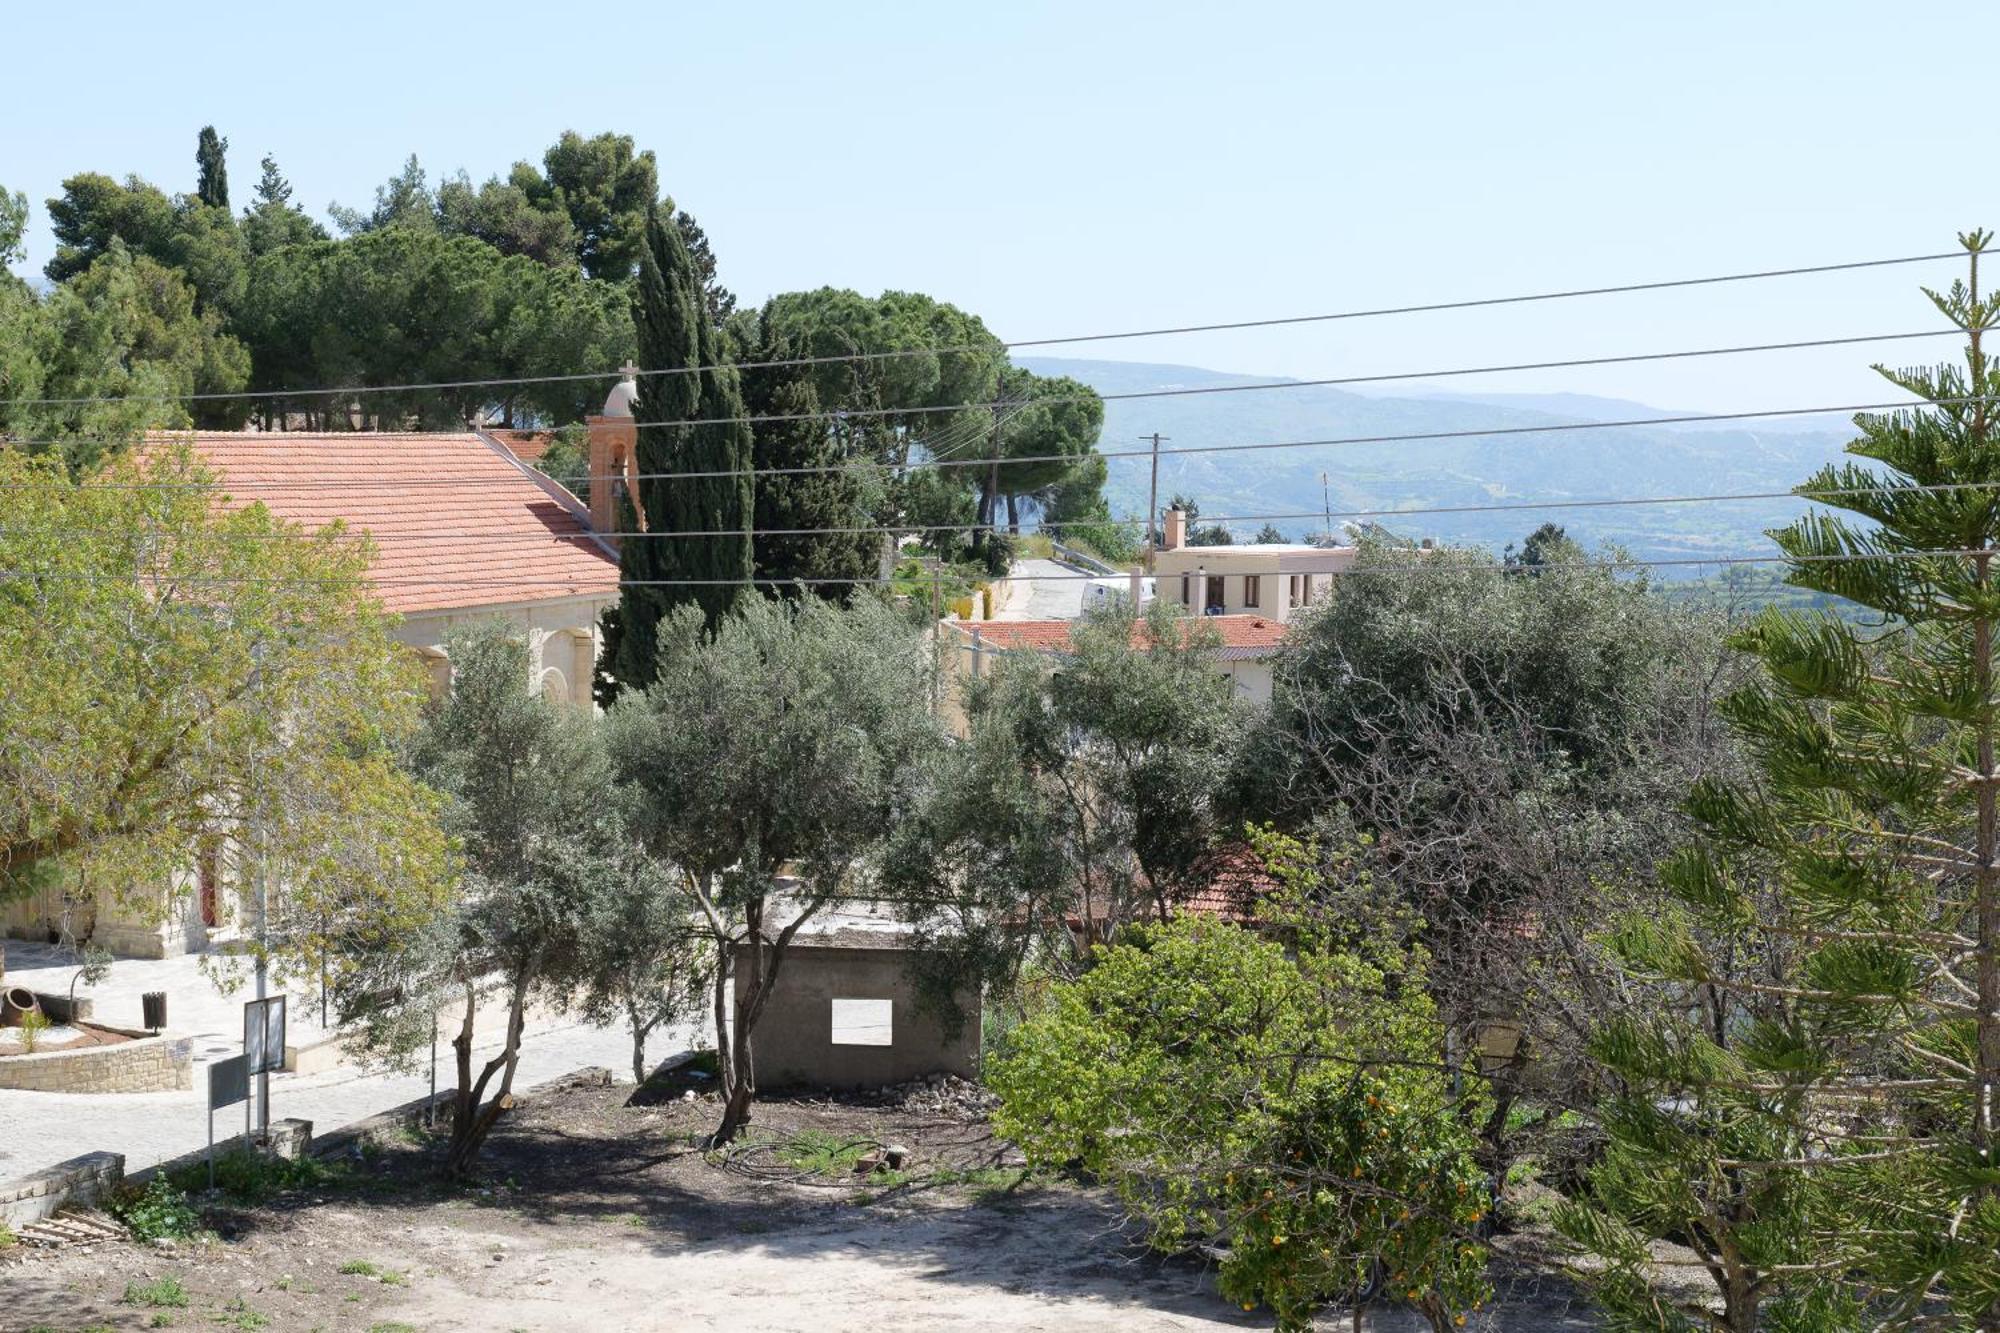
[1015,357,1869,577]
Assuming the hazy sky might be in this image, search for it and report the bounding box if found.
[7,0,1994,414]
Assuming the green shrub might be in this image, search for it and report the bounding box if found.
[110,1177,200,1242]
[167,1148,344,1204]
[17,1008,50,1053]
[990,846,1490,1333]
[121,1276,189,1308]
[211,1297,269,1329]
[1057,519,1140,566]
[773,1129,872,1175]
[1219,1077,1489,1327]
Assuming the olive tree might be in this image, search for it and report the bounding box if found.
[570,847,711,1086]
[605,595,943,1143]
[333,623,629,1179]
[881,600,1243,1025]
[1235,537,1745,1198]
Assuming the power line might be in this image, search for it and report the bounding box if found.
[12,478,1999,547]
[11,324,1952,454]
[628,330,1961,429]
[9,327,1959,439]
[4,547,1994,589]
[1002,251,1966,348]
[2,249,1963,409]
[0,396,1967,491]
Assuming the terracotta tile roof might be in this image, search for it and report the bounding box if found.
[955,614,1287,657]
[486,428,555,462]
[1174,843,1282,923]
[1038,842,1280,931]
[168,431,619,616]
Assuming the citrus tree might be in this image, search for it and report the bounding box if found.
[990,834,1489,1331]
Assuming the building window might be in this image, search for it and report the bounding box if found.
[1301,574,1315,606]
[1287,574,1301,608]
[571,631,596,707]
[1243,574,1260,608]
[1181,574,1192,606]
[1205,575,1226,613]
[831,998,893,1046]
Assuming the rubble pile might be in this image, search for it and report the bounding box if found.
[850,1073,997,1118]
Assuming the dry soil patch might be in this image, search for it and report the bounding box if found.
[0,1074,1601,1331]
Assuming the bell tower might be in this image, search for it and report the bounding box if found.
[586,363,643,543]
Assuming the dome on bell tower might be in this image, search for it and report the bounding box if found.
[601,363,640,417]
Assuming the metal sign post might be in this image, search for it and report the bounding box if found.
[207,1055,249,1188]
[243,996,286,1142]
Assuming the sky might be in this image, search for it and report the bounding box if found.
[6,0,1996,416]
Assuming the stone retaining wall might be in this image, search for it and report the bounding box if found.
[0,1030,191,1093]
[131,1118,314,1188]
[0,1151,123,1227]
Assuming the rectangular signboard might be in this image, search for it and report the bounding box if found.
[209,1053,249,1110]
[243,996,287,1075]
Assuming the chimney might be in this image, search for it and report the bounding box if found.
[1162,503,1187,552]
[586,363,643,543]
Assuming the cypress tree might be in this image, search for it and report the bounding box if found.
[1565,231,2000,1329]
[195,126,229,210]
[609,208,752,689]
[743,325,876,601]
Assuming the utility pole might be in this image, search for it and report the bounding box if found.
[1319,470,1332,545]
[1141,433,1168,573]
[249,643,270,1144]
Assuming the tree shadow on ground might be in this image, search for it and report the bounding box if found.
[0,1079,1607,1331]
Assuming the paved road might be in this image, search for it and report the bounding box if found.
[998,557,1092,620]
[0,942,697,1182]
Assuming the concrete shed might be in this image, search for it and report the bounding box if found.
[733,928,979,1090]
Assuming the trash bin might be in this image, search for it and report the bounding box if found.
[142,991,167,1032]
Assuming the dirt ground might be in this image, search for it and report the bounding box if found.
[0,1071,1604,1332]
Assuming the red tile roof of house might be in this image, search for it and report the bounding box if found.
[170,431,619,616]
[1174,843,1283,923]
[1040,842,1280,931]
[487,428,555,462]
[955,614,1287,658]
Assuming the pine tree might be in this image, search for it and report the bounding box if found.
[609,208,753,689]
[1566,232,2000,1329]
[253,153,290,208]
[195,126,229,210]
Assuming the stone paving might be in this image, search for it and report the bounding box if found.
[0,941,696,1182]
